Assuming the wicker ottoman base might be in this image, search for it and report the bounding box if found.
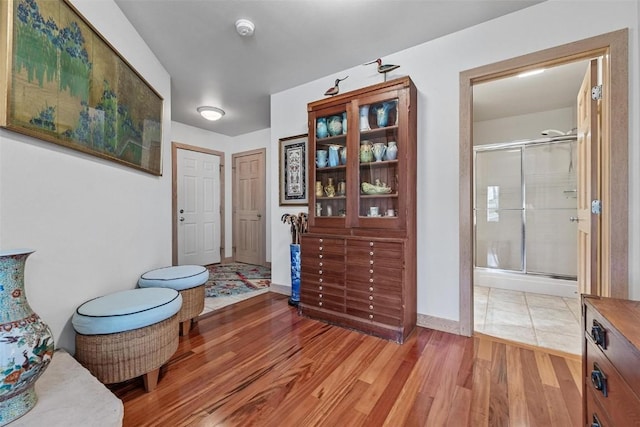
[75,314,179,392]
[177,285,205,336]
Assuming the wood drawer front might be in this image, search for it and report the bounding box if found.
[346,289,401,307]
[347,279,402,297]
[346,302,401,326]
[585,302,640,397]
[347,240,403,254]
[301,289,344,312]
[347,249,403,268]
[302,237,344,256]
[346,266,402,289]
[585,339,640,426]
[585,387,615,427]
[302,270,344,287]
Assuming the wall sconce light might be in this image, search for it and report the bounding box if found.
[197,106,225,121]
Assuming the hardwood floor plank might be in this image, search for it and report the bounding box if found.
[506,345,530,426]
[107,293,582,426]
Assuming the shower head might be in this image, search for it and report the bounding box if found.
[541,128,578,136]
[541,129,565,136]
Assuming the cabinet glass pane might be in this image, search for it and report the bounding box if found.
[357,98,399,218]
[314,110,347,217]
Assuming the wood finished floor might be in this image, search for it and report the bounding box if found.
[110,293,582,426]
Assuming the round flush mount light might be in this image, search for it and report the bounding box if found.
[235,19,255,37]
[197,106,225,121]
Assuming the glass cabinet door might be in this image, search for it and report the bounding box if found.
[311,107,348,222]
[354,93,401,225]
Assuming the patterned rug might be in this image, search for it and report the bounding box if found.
[205,263,271,298]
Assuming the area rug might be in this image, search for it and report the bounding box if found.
[205,263,271,298]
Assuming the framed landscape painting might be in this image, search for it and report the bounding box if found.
[279,134,308,206]
[0,0,163,175]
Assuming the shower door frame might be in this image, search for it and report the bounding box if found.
[473,137,579,281]
[459,29,629,337]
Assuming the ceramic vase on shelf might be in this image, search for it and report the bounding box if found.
[385,141,398,160]
[372,142,387,162]
[359,140,373,163]
[0,249,54,426]
[327,116,342,136]
[328,145,340,167]
[375,101,397,128]
[342,112,347,134]
[359,106,370,131]
[324,178,335,197]
[315,181,324,197]
[316,150,328,168]
[316,117,328,139]
[340,146,347,165]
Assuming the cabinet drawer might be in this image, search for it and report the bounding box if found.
[347,240,403,254]
[301,289,344,311]
[347,250,403,269]
[302,269,345,286]
[584,300,640,397]
[346,303,401,326]
[346,289,401,306]
[585,339,640,426]
[585,387,615,427]
[302,237,345,256]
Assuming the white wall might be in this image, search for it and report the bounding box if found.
[474,107,575,145]
[270,0,639,323]
[0,0,172,352]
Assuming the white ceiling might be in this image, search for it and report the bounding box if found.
[113,0,544,137]
[473,59,591,122]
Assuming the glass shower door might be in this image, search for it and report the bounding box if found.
[474,148,523,271]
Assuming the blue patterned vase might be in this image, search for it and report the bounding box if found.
[0,249,54,426]
[289,244,301,306]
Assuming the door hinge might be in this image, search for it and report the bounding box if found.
[591,85,602,100]
[591,199,602,215]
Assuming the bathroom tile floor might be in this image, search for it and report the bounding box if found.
[474,286,582,355]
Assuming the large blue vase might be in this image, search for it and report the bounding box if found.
[289,244,301,306]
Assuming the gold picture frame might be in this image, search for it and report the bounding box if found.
[279,134,308,206]
[0,0,163,175]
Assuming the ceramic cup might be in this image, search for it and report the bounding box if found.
[369,206,379,216]
[387,209,395,217]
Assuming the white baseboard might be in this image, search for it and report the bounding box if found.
[417,314,460,335]
[269,283,290,296]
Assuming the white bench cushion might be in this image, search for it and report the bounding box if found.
[137,265,209,290]
[72,288,182,335]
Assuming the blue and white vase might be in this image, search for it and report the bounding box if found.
[0,249,54,426]
[316,117,328,139]
[289,244,301,306]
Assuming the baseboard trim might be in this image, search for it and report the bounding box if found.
[417,314,461,335]
[269,283,290,296]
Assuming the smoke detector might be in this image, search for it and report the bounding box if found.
[235,19,255,37]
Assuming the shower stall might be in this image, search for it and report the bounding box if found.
[473,135,578,297]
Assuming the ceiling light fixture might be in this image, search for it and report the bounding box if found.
[197,106,225,121]
[517,68,545,78]
[235,19,255,37]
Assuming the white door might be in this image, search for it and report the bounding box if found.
[177,149,221,265]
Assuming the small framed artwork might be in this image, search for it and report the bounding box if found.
[279,134,308,206]
[0,0,163,175]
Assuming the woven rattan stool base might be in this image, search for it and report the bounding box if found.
[177,285,205,336]
[75,314,178,392]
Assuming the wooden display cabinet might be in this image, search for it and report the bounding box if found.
[300,76,417,343]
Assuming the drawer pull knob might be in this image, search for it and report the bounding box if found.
[319,301,323,306]
[369,287,374,292]
[591,320,607,349]
[591,413,602,427]
[319,286,323,291]
[369,278,374,283]
[369,314,374,319]
[369,305,374,310]
[319,247,323,251]
[319,255,323,259]
[370,251,374,256]
[369,296,374,301]
[319,278,323,283]
[369,242,374,247]
[319,294,323,298]
[591,363,608,397]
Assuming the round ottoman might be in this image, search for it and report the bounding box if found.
[72,287,182,392]
[138,265,209,336]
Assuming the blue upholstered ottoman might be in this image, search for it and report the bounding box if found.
[72,288,182,392]
[138,265,209,336]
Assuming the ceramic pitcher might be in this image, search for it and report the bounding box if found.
[328,145,340,167]
[316,150,328,168]
[372,142,386,162]
[360,141,373,163]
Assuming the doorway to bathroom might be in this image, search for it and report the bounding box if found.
[458,29,629,352]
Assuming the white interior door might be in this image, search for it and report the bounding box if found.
[177,149,221,265]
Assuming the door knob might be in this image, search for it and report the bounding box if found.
[179,209,184,213]
[257,214,262,218]
[569,217,579,222]
[179,217,185,222]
